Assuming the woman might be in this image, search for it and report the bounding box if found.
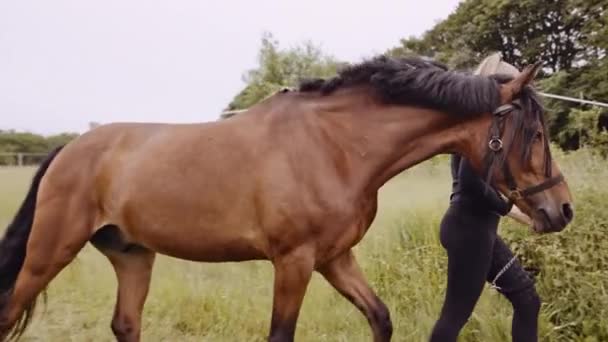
[430,154,540,342]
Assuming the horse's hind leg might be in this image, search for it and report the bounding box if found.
[90,228,155,342]
[268,247,315,342]
[0,199,92,339]
[318,250,393,342]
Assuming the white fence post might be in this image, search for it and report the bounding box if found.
[0,153,48,167]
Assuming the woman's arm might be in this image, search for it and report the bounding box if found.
[506,205,533,226]
[457,157,513,215]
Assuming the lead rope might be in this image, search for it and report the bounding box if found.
[489,255,518,291]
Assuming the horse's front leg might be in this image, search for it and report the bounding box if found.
[268,246,315,342]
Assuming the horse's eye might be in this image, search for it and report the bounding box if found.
[535,130,543,141]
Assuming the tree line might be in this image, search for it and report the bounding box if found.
[0,130,78,165]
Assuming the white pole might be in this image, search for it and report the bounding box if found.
[538,92,608,108]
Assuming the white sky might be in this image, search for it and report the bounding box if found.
[0,0,461,135]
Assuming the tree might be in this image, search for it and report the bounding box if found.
[0,132,49,154]
[45,133,80,149]
[389,0,606,72]
[388,0,608,150]
[224,32,341,116]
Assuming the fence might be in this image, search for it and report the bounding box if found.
[0,153,49,167]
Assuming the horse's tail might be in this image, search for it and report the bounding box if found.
[0,145,64,339]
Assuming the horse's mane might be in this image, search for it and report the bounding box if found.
[299,54,550,176]
[299,55,503,116]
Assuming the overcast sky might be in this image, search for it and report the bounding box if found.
[0,0,461,135]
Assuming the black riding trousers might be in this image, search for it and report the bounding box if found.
[430,202,540,342]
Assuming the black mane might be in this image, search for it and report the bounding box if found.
[299,55,503,116]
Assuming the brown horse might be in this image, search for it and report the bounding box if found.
[0,56,573,342]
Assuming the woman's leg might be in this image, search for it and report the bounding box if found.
[487,236,540,342]
[430,207,499,342]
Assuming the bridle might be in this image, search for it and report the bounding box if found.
[485,101,564,204]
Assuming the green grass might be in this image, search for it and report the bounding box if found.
[0,149,606,341]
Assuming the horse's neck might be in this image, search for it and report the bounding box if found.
[315,95,488,193]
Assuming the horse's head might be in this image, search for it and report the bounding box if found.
[465,62,573,233]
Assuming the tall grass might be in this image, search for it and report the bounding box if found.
[0,148,605,341]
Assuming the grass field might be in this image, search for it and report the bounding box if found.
[0,150,606,342]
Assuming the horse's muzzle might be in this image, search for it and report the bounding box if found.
[535,202,574,233]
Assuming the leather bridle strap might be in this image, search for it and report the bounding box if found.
[502,158,564,201]
[492,104,516,116]
[520,174,564,197]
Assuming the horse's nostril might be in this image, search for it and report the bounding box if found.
[562,203,574,223]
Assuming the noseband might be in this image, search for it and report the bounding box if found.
[486,102,564,203]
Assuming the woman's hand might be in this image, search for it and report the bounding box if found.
[506,205,533,226]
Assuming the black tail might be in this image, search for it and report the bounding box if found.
[0,146,64,339]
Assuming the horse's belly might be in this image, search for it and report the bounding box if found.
[109,167,269,261]
[114,199,269,262]
[133,223,268,262]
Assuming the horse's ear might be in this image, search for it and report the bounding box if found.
[500,61,542,103]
